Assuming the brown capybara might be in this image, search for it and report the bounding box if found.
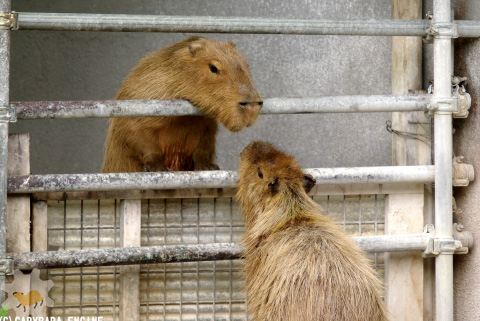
[237,141,389,321]
[102,36,263,173]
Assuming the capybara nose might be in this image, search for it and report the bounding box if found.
[239,101,263,113]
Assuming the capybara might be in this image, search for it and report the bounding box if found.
[13,291,44,312]
[102,36,263,173]
[237,141,389,321]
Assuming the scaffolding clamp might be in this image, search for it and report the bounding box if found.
[452,77,471,118]
[0,256,14,276]
[452,223,474,255]
[426,77,470,117]
[0,11,18,30]
[422,224,465,257]
[0,105,16,122]
[453,156,475,186]
[425,19,458,40]
[426,97,458,116]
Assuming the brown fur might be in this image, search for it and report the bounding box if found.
[102,37,262,172]
[237,141,389,321]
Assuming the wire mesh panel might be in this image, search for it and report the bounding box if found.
[139,198,245,321]
[45,194,385,320]
[47,200,120,319]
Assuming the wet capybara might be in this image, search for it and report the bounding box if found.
[237,141,389,321]
[102,36,263,173]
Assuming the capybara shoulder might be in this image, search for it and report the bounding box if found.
[102,37,262,173]
[237,141,389,321]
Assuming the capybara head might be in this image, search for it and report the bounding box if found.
[165,37,263,132]
[237,141,316,230]
[12,292,23,299]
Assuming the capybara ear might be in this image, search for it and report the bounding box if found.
[189,41,205,56]
[268,176,279,194]
[302,174,316,194]
[228,42,236,48]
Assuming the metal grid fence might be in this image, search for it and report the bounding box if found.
[45,194,385,320]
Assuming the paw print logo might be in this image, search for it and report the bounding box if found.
[1,268,54,317]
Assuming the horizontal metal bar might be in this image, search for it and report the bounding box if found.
[13,95,431,119]
[17,12,430,36]
[351,233,430,252]
[456,20,480,38]
[263,95,430,114]
[8,166,435,193]
[13,243,241,269]
[29,183,423,201]
[14,99,200,119]
[12,234,433,269]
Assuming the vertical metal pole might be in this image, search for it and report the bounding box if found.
[0,0,10,304]
[0,126,6,304]
[433,0,454,320]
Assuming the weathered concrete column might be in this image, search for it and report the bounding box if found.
[386,1,428,320]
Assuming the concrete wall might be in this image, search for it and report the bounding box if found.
[451,1,480,320]
[9,1,392,174]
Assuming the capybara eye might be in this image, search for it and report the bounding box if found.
[209,64,219,74]
[257,167,263,179]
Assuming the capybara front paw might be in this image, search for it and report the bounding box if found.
[194,163,220,171]
[143,164,171,172]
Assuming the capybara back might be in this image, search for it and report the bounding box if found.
[237,141,389,321]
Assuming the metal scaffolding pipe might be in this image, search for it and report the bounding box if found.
[433,0,454,320]
[13,95,431,119]
[0,125,7,303]
[351,233,430,252]
[12,234,434,269]
[7,166,435,193]
[15,13,480,37]
[456,20,480,38]
[16,12,430,36]
[0,0,10,305]
[14,243,240,269]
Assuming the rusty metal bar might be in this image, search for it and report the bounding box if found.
[12,233,439,269]
[14,243,241,269]
[7,166,436,193]
[12,95,431,119]
[14,99,200,119]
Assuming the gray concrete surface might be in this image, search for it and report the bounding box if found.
[9,1,392,174]
[452,3,480,321]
